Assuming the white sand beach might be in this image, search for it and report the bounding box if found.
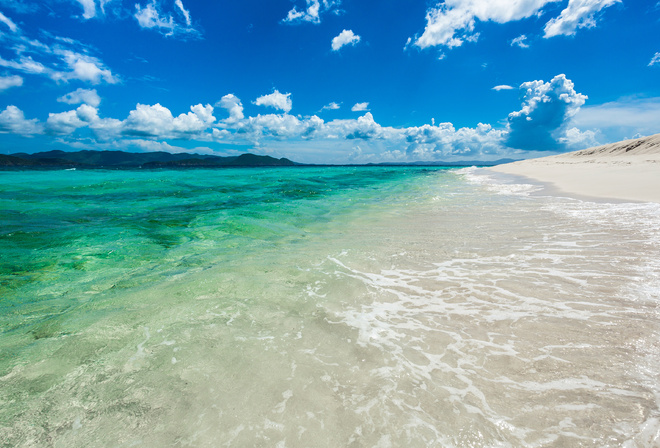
[490,133,660,203]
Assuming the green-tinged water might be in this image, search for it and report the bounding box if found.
[1,167,659,447]
[1,167,440,338]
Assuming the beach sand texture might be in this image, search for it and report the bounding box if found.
[490,133,660,203]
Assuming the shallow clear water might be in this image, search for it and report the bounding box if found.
[1,166,659,447]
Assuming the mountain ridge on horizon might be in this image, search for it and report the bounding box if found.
[0,150,296,168]
[0,149,518,168]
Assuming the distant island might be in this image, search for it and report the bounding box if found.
[0,150,296,169]
[0,149,517,169]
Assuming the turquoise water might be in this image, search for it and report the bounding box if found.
[1,167,442,338]
[1,167,659,446]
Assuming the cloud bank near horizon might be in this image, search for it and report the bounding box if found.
[0,74,620,163]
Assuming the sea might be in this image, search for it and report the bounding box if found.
[1,166,659,447]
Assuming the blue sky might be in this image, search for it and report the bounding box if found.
[0,0,658,163]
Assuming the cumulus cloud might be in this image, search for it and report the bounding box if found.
[649,52,660,67]
[283,0,341,24]
[322,102,341,111]
[331,29,361,51]
[123,104,173,136]
[0,75,23,91]
[58,88,102,107]
[88,115,123,140]
[47,104,98,134]
[511,35,529,48]
[217,94,244,124]
[0,101,218,142]
[0,98,511,161]
[414,0,556,49]
[492,85,514,91]
[0,11,18,32]
[254,90,293,113]
[122,103,215,138]
[0,75,611,162]
[0,105,43,135]
[344,113,386,139]
[242,114,306,140]
[559,127,599,149]
[544,0,619,37]
[506,74,587,151]
[403,122,506,158]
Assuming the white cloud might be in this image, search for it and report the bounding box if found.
[322,102,341,111]
[0,11,18,32]
[0,34,119,85]
[351,102,369,112]
[0,98,521,162]
[88,116,122,140]
[511,35,529,48]
[492,85,514,91]
[544,0,620,37]
[254,90,293,113]
[122,103,215,138]
[135,1,175,32]
[76,0,97,19]
[0,105,43,135]
[506,74,587,151]
[403,122,506,158]
[175,103,215,133]
[559,127,599,149]
[0,75,23,91]
[283,0,341,24]
[331,29,361,51]
[217,94,244,124]
[415,0,558,49]
[56,51,119,84]
[414,0,617,51]
[58,88,102,107]
[47,104,97,134]
[75,103,100,122]
[0,56,48,75]
[243,113,305,140]
[134,0,198,37]
[2,75,646,163]
[175,0,191,26]
[122,103,172,136]
[649,52,660,67]
[342,112,386,139]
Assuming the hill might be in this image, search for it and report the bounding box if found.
[1,150,296,168]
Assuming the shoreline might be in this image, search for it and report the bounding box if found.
[489,134,660,203]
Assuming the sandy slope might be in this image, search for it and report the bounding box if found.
[489,133,660,203]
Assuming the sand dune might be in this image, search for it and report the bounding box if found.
[490,133,660,203]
